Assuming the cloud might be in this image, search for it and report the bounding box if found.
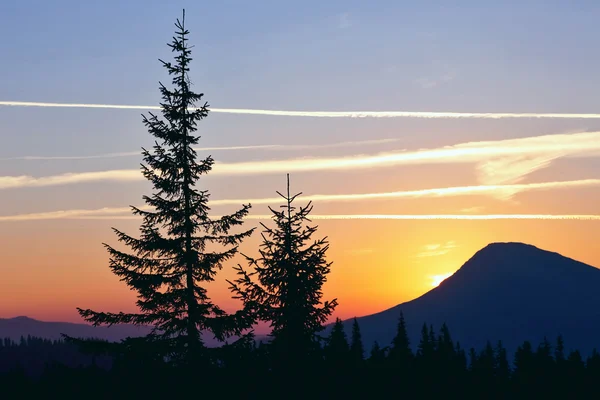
[3,130,599,190]
[270,214,600,220]
[414,71,455,90]
[0,169,140,190]
[3,213,599,222]
[5,100,600,119]
[416,241,458,257]
[2,178,600,222]
[176,131,600,183]
[1,138,402,162]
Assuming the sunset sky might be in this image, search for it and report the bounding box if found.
[1,0,600,327]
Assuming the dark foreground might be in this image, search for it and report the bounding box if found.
[1,325,599,400]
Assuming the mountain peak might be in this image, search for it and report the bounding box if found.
[348,242,600,358]
[453,241,593,278]
[8,316,35,321]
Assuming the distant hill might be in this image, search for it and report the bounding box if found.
[343,242,600,357]
[0,316,152,342]
[0,316,268,346]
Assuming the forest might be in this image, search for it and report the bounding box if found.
[1,11,596,399]
[1,318,599,399]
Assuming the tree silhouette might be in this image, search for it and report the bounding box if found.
[72,10,254,366]
[417,323,432,360]
[368,341,386,367]
[388,311,413,379]
[324,318,350,369]
[350,317,365,365]
[494,340,510,390]
[228,174,337,371]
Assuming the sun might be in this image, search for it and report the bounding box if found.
[430,272,454,287]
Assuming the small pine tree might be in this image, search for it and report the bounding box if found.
[350,317,365,364]
[388,311,413,367]
[72,10,254,366]
[494,340,510,382]
[436,323,455,363]
[325,318,350,367]
[417,323,431,358]
[229,174,338,371]
[555,335,565,363]
[368,341,386,367]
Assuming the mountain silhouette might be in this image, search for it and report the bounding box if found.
[344,242,600,357]
[0,316,268,347]
[0,316,153,342]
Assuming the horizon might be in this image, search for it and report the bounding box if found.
[2,1,600,326]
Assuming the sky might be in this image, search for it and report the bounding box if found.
[1,0,600,326]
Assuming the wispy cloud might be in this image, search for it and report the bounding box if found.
[2,178,600,222]
[0,139,401,161]
[266,215,600,220]
[416,241,458,257]
[3,131,598,190]
[0,170,140,190]
[5,100,600,119]
[3,213,599,222]
[414,71,455,90]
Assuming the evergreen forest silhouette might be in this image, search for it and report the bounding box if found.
[2,11,599,399]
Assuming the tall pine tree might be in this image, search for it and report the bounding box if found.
[350,317,365,365]
[228,174,337,370]
[74,11,254,366]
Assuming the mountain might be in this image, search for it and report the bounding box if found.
[0,316,268,346]
[0,316,153,342]
[344,242,600,357]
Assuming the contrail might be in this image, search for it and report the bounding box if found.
[3,100,600,119]
[0,145,280,161]
[1,178,599,222]
[10,214,600,221]
[0,139,402,161]
[282,214,600,220]
[2,131,599,190]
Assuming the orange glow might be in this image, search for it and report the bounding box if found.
[430,272,454,287]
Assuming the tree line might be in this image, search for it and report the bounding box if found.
[2,316,600,398]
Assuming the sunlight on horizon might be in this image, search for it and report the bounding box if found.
[430,272,454,287]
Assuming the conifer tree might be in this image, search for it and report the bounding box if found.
[555,335,565,363]
[388,311,413,367]
[417,323,433,360]
[73,11,254,366]
[455,341,468,371]
[325,318,350,367]
[566,350,586,397]
[494,340,510,382]
[513,340,535,396]
[368,341,386,367]
[350,317,365,364]
[535,336,553,392]
[228,174,337,370]
[428,324,437,354]
[436,323,455,364]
